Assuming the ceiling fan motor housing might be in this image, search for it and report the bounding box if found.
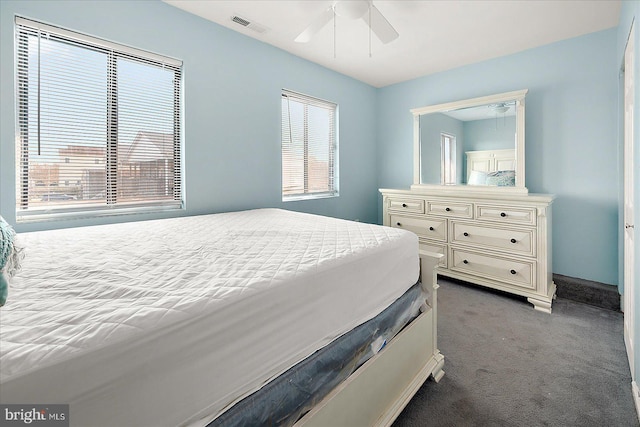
[333,0,369,20]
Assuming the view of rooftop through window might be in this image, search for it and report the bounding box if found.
[16,18,182,219]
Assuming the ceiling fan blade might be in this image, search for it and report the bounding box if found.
[295,6,334,43]
[363,4,399,44]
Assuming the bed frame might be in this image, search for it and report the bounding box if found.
[466,148,516,182]
[295,251,444,427]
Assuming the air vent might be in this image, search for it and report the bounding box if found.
[232,15,250,27]
[231,15,269,34]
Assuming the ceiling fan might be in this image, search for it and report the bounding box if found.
[295,0,399,45]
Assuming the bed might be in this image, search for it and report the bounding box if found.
[0,208,443,427]
[466,148,516,186]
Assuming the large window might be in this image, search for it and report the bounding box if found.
[15,17,183,221]
[281,90,338,201]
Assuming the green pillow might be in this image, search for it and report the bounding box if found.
[0,273,7,307]
[0,216,21,307]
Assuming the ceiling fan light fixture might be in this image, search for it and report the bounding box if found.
[294,0,398,47]
[489,103,510,114]
[333,0,369,20]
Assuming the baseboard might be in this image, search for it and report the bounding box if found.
[553,274,620,311]
[632,381,640,424]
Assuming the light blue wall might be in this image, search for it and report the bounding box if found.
[617,0,640,386]
[0,0,378,232]
[0,1,625,291]
[419,113,464,184]
[462,116,517,179]
[464,116,516,152]
[377,28,619,287]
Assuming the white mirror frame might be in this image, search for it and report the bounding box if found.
[411,89,528,194]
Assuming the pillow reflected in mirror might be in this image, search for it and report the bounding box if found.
[485,170,516,187]
[468,170,488,186]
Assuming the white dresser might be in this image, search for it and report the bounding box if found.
[380,188,555,313]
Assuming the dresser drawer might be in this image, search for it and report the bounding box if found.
[390,214,447,242]
[419,240,447,268]
[387,197,425,214]
[427,201,473,218]
[450,248,535,290]
[450,221,535,257]
[475,204,537,226]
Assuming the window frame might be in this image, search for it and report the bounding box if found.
[440,132,457,185]
[281,89,339,202]
[14,17,184,222]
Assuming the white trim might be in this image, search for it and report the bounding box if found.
[623,20,636,385]
[413,114,421,184]
[410,89,528,116]
[282,192,339,202]
[410,183,529,195]
[282,88,337,109]
[16,203,184,223]
[411,89,528,193]
[381,187,552,203]
[632,381,640,424]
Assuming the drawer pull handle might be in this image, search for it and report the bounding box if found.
[402,203,408,208]
[463,259,469,264]
[429,226,434,231]
[510,269,517,275]
[501,212,507,217]
[510,238,517,243]
[445,207,451,212]
[463,232,469,237]
[396,222,402,227]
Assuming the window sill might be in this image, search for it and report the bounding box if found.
[16,203,183,224]
[282,192,339,202]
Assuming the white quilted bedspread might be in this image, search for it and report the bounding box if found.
[0,209,419,427]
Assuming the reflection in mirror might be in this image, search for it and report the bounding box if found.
[420,103,516,185]
[411,89,527,193]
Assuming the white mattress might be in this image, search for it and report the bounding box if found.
[0,209,419,427]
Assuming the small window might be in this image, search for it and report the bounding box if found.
[441,133,456,185]
[281,90,338,201]
[15,17,183,221]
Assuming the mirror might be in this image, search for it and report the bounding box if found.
[411,90,528,194]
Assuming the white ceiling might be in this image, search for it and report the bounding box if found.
[163,0,621,88]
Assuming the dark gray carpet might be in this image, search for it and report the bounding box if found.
[393,278,639,427]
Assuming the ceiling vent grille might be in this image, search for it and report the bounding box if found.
[232,15,250,27]
[231,15,268,33]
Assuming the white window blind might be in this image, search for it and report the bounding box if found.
[15,17,183,221]
[281,90,338,201]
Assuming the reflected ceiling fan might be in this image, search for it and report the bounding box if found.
[295,0,399,46]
